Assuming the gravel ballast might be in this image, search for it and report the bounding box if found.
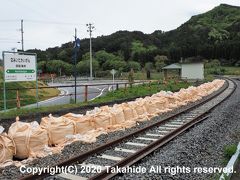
[113,79,240,180]
[0,81,230,179]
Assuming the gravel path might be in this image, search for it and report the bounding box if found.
[113,79,240,180]
[0,81,229,179]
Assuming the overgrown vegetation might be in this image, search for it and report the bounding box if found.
[224,144,237,160]
[220,144,238,166]
[205,59,240,76]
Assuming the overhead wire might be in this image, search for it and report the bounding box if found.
[24,19,86,26]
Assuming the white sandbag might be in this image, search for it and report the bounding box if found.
[41,114,76,146]
[106,124,125,132]
[121,120,136,129]
[86,107,101,115]
[91,112,114,129]
[8,118,48,159]
[116,103,138,121]
[65,128,108,144]
[0,126,16,163]
[128,100,151,121]
[109,107,126,124]
[63,113,95,134]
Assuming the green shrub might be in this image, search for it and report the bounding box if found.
[224,144,237,160]
[126,61,141,71]
[38,60,73,75]
[77,59,99,75]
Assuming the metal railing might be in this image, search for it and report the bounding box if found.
[0,80,155,110]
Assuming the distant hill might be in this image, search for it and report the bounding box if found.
[155,4,240,64]
[28,4,240,66]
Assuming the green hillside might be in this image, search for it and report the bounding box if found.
[27,4,240,75]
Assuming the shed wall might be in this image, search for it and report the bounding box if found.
[181,63,204,79]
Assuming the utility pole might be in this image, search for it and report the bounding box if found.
[74,28,77,103]
[86,23,94,80]
[21,19,24,51]
[73,28,81,104]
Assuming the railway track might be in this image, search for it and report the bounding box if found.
[21,78,236,180]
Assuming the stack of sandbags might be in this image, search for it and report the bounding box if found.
[186,86,203,101]
[165,94,185,108]
[196,82,212,97]
[109,107,126,124]
[113,103,137,121]
[91,111,115,129]
[211,79,225,91]
[0,126,16,163]
[174,87,200,103]
[149,96,172,113]
[128,100,151,121]
[101,104,135,129]
[63,113,95,134]
[86,107,102,115]
[101,104,135,128]
[86,106,127,131]
[98,106,126,131]
[65,128,108,144]
[197,79,224,96]
[139,97,161,116]
[8,117,48,159]
[41,114,76,146]
[86,106,121,131]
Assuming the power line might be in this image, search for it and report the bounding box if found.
[0,41,19,44]
[0,19,19,23]
[0,38,19,41]
[9,0,49,19]
[25,19,86,26]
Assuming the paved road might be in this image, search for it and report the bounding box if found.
[26,80,128,108]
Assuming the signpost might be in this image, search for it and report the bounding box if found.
[110,69,117,84]
[2,51,38,110]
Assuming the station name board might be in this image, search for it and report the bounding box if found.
[3,53,36,82]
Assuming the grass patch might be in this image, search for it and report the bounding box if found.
[205,66,240,76]
[93,80,191,103]
[224,144,237,160]
[212,144,238,180]
[223,67,240,75]
[121,71,163,80]
[220,144,238,166]
[0,80,191,119]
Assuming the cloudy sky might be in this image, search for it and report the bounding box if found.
[0,0,239,53]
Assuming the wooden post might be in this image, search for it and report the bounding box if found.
[174,79,177,85]
[84,85,88,102]
[148,81,151,89]
[16,90,21,109]
[116,84,119,90]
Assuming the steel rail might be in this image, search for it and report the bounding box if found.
[20,78,235,180]
[90,78,236,179]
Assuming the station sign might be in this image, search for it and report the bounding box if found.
[3,53,36,82]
